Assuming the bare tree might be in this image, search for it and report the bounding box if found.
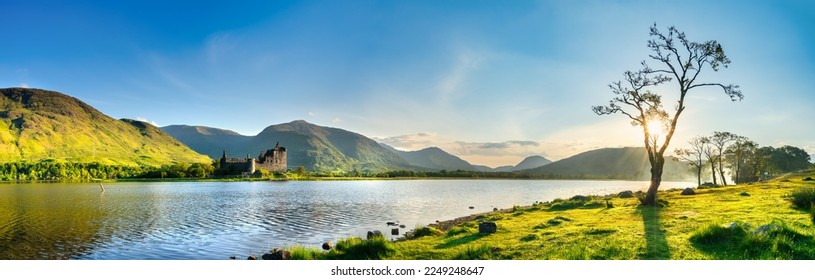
[593,24,742,206]
[675,136,707,187]
[701,136,719,185]
[709,131,738,185]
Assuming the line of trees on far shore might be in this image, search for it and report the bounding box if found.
[675,131,812,187]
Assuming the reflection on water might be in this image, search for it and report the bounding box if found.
[0,180,691,259]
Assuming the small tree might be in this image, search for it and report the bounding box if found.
[724,136,754,184]
[593,24,742,206]
[709,131,738,185]
[675,136,707,187]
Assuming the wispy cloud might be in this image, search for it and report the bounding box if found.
[436,49,484,100]
[136,117,159,127]
[375,133,549,167]
[19,83,28,88]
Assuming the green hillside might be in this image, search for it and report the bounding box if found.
[522,147,692,180]
[164,120,416,172]
[0,88,211,166]
[382,145,477,171]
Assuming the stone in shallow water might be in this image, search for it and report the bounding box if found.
[322,242,333,251]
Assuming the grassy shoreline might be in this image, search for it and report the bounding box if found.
[264,169,815,260]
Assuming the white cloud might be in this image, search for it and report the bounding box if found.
[308,112,316,117]
[375,133,550,167]
[331,117,343,124]
[436,49,484,99]
[19,83,29,88]
[136,117,159,127]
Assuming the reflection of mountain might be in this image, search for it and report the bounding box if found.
[521,147,692,180]
[0,183,110,259]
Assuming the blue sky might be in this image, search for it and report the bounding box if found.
[2,0,813,166]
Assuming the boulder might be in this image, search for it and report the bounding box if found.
[804,177,813,181]
[399,224,406,228]
[322,242,333,251]
[493,207,498,211]
[386,222,397,226]
[754,224,780,236]
[391,228,399,235]
[618,190,635,198]
[367,230,384,240]
[479,222,497,234]
[740,192,750,196]
[468,206,475,209]
[680,188,696,195]
[262,249,291,260]
[247,256,257,260]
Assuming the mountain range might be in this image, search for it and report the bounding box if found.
[521,147,692,180]
[1,87,692,179]
[0,88,210,166]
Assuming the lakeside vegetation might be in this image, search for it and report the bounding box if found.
[261,168,815,260]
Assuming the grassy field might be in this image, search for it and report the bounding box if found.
[277,168,815,260]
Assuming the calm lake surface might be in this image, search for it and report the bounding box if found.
[0,179,692,259]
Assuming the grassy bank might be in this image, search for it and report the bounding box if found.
[271,168,815,260]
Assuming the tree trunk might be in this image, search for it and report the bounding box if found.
[719,169,728,186]
[644,159,664,206]
[710,164,717,185]
[696,166,702,187]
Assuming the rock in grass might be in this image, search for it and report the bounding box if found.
[753,224,780,236]
[740,192,750,196]
[322,242,333,251]
[681,188,696,195]
[478,222,497,234]
[262,249,291,260]
[367,230,384,240]
[804,177,813,181]
[618,190,634,198]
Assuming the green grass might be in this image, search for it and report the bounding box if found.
[269,168,815,260]
[383,168,815,260]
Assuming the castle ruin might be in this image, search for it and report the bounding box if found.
[219,142,287,175]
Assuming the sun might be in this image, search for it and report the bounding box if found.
[645,119,666,137]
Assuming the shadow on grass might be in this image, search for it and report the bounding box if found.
[639,206,671,259]
[435,233,487,249]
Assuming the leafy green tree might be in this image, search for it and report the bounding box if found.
[724,137,756,184]
[593,24,742,205]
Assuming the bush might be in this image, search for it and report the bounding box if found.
[408,226,445,239]
[690,221,815,259]
[791,188,815,209]
[287,246,322,260]
[325,236,395,260]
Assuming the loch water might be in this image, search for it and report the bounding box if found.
[0,180,692,259]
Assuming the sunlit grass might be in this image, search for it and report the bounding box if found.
[385,168,815,260]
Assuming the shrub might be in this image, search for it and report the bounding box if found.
[791,188,815,209]
[408,226,445,239]
[325,236,395,260]
[287,246,322,260]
